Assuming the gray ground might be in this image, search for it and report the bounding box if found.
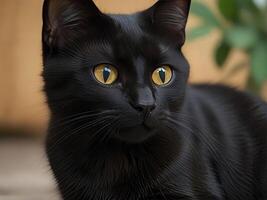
[0,139,60,200]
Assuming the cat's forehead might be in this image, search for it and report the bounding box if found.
[80,13,172,65]
[107,14,167,58]
[108,13,159,52]
[109,14,144,40]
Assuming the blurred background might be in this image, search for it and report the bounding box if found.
[0,0,266,199]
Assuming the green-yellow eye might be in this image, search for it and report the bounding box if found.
[152,66,172,86]
[94,64,118,85]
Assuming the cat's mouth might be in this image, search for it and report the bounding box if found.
[115,124,156,143]
[114,118,157,143]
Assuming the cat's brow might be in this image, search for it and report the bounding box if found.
[159,44,171,54]
[82,40,114,61]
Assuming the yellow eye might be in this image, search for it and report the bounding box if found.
[94,64,118,85]
[152,66,172,86]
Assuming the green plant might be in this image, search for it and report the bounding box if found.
[188,0,267,92]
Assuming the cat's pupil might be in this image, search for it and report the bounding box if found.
[159,68,166,83]
[103,67,111,83]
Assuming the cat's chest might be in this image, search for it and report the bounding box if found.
[78,167,223,200]
[84,185,221,200]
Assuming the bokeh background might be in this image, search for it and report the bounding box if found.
[0,0,266,199]
[0,0,266,136]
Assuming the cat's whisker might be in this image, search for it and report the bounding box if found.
[48,113,109,141]
[101,117,122,143]
[50,110,117,130]
[48,115,118,152]
[87,117,120,145]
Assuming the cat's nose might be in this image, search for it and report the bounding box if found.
[131,103,156,113]
[129,86,156,114]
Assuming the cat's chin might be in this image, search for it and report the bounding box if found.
[114,125,157,144]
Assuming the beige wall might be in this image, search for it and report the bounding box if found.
[0,0,46,132]
[0,0,264,133]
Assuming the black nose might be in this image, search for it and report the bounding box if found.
[131,103,156,113]
[129,86,156,113]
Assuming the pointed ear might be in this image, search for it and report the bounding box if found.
[143,0,191,46]
[42,0,102,50]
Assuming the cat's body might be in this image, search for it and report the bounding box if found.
[46,84,267,200]
[42,0,267,199]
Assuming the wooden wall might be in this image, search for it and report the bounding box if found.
[0,0,264,133]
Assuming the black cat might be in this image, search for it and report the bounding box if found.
[42,0,267,199]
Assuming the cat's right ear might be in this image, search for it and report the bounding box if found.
[42,0,102,51]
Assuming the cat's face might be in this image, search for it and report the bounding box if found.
[42,0,191,143]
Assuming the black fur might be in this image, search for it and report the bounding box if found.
[42,0,267,199]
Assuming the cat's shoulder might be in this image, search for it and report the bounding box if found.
[190,83,251,97]
[187,83,267,114]
[189,83,263,102]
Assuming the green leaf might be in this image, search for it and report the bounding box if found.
[236,0,260,12]
[218,0,238,21]
[187,25,214,41]
[215,39,231,67]
[225,27,259,49]
[251,43,267,85]
[190,1,221,27]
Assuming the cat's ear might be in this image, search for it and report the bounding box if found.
[42,0,102,50]
[143,0,191,46]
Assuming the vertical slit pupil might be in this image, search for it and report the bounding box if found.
[103,67,111,82]
[159,68,166,83]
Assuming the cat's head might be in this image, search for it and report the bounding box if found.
[42,0,191,143]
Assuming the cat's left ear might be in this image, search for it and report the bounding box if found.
[142,0,191,46]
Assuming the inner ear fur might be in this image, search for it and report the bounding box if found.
[42,0,102,49]
[143,0,191,46]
